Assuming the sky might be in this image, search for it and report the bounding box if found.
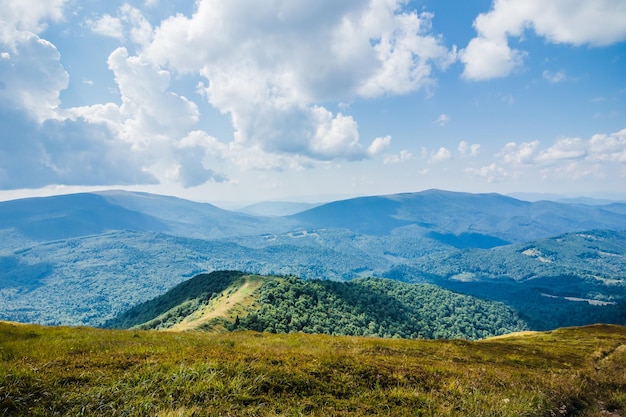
[1,0,625,204]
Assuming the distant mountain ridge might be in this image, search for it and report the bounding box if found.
[292,189,626,243]
[237,201,321,216]
[0,193,169,240]
[1,189,625,329]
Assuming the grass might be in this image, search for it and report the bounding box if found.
[1,322,625,416]
[167,275,264,332]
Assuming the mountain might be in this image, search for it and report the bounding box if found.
[1,189,626,328]
[396,229,626,330]
[0,193,169,241]
[96,190,295,239]
[291,189,626,244]
[237,201,321,216]
[106,271,529,340]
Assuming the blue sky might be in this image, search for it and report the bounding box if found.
[1,0,625,204]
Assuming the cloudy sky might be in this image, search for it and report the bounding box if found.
[1,0,625,204]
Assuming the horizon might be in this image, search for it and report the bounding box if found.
[1,1,625,203]
[1,186,625,209]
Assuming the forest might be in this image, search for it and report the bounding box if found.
[108,272,529,340]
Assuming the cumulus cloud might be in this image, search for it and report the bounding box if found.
[367,135,392,156]
[588,129,626,162]
[384,150,413,164]
[86,14,124,40]
[0,0,66,42]
[0,32,68,119]
[465,163,510,183]
[0,1,70,119]
[0,108,157,189]
[144,0,455,162]
[0,1,162,188]
[461,36,526,80]
[536,138,586,162]
[458,141,481,157]
[498,141,540,166]
[86,5,153,46]
[429,147,452,163]
[461,0,626,80]
[0,0,460,190]
[468,129,626,183]
[107,47,199,145]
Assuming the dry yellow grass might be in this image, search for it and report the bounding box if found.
[168,276,263,331]
[1,322,625,416]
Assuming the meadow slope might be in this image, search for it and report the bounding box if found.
[1,322,625,416]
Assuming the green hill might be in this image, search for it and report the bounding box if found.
[405,229,626,330]
[106,271,529,340]
[1,321,625,416]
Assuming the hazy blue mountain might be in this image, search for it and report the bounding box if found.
[96,190,295,239]
[237,201,321,216]
[292,189,626,245]
[508,192,626,205]
[1,189,626,328]
[0,193,169,241]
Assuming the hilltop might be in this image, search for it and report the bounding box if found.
[105,271,528,340]
[1,321,625,416]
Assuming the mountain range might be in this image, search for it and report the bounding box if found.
[0,189,625,334]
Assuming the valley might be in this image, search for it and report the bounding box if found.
[0,189,624,336]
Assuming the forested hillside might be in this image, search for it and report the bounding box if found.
[1,190,625,330]
[402,230,626,330]
[107,271,529,340]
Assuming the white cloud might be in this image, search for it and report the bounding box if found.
[119,4,153,47]
[86,14,124,40]
[86,5,153,47]
[460,36,526,80]
[0,0,66,43]
[0,32,69,119]
[588,129,626,162]
[458,141,481,157]
[367,135,392,156]
[497,141,539,166]
[542,70,567,84]
[384,150,413,164]
[536,137,586,162]
[429,147,452,163]
[0,107,157,189]
[0,0,69,119]
[465,163,510,183]
[496,130,626,169]
[0,0,223,189]
[461,0,626,80]
[101,47,200,154]
[434,113,451,126]
[144,0,455,162]
[469,129,626,185]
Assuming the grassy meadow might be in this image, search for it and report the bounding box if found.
[1,322,625,416]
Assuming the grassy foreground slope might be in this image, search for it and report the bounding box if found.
[1,322,625,416]
[106,271,528,340]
